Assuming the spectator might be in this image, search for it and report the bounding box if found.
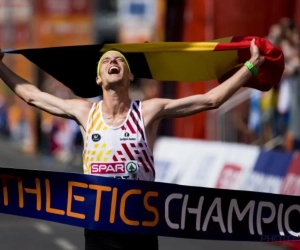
[247,18,300,151]
[0,94,9,137]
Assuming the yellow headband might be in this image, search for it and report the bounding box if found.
[97,50,131,76]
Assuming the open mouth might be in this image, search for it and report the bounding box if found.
[108,66,120,75]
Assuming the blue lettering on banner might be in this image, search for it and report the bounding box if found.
[241,151,293,193]
[0,167,300,241]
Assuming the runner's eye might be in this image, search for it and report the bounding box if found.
[116,58,124,62]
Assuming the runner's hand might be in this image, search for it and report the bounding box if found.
[249,38,265,68]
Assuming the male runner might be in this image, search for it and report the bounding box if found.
[0,39,264,250]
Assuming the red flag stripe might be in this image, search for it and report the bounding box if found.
[214,36,284,92]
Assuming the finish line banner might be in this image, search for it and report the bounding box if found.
[0,168,299,242]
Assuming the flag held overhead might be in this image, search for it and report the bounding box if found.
[3,36,284,98]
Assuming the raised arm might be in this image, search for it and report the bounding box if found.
[0,50,92,122]
[144,39,265,121]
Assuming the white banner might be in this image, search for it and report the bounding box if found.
[154,137,226,187]
[214,143,260,190]
[154,137,260,190]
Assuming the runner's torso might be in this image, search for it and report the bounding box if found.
[83,100,155,181]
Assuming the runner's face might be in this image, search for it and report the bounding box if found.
[98,51,132,87]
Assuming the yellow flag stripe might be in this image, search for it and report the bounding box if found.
[100,41,220,53]
[144,50,238,82]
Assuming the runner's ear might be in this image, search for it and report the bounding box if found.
[129,72,134,82]
[96,76,102,86]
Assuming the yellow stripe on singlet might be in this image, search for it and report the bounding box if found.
[96,151,103,161]
[96,120,103,131]
[88,103,99,124]
[88,113,100,134]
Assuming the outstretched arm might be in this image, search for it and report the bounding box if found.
[145,39,265,120]
[0,51,92,121]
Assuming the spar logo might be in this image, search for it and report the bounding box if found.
[90,162,138,175]
[126,161,138,173]
[91,162,125,174]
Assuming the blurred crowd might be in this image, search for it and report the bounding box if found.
[0,78,86,168]
[247,17,300,152]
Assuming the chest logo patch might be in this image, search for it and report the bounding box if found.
[92,133,101,142]
[126,162,138,173]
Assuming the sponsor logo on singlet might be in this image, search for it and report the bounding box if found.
[91,162,125,174]
[120,131,136,141]
[90,161,138,180]
[126,161,138,173]
[91,133,101,142]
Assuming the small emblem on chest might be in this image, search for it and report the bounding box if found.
[126,162,138,173]
[92,133,101,142]
[120,131,136,141]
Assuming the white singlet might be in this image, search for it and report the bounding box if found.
[83,100,155,181]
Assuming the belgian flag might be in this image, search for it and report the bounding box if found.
[3,36,284,98]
